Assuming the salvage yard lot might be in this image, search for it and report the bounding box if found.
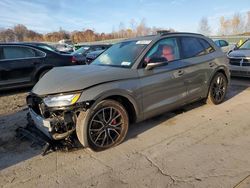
[0,78,250,188]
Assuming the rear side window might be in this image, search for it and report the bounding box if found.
[180,37,207,59]
[3,46,37,60]
[198,38,215,53]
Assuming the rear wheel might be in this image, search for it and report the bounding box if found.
[206,73,228,105]
[76,100,129,151]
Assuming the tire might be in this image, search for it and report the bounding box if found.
[206,72,228,105]
[76,100,129,151]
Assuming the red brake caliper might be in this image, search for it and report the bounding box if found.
[111,119,117,125]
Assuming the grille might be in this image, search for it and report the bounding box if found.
[229,58,241,66]
[229,58,250,66]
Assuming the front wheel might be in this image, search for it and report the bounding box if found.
[76,100,129,151]
[206,73,228,105]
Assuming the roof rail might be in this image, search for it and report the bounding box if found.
[157,30,171,35]
[160,32,204,36]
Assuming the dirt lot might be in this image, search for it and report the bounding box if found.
[0,78,250,188]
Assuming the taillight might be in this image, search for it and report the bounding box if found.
[71,56,77,63]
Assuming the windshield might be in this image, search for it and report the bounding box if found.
[72,46,89,55]
[239,40,250,49]
[91,40,150,68]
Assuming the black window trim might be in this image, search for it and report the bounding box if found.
[0,45,46,61]
[198,38,216,54]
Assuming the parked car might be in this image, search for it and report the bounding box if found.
[71,44,111,64]
[27,32,230,151]
[23,42,70,54]
[0,43,75,90]
[59,39,73,46]
[53,43,74,53]
[85,50,104,64]
[214,39,231,53]
[74,44,108,51]
[227,38,250,77]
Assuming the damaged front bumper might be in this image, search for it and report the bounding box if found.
[28,108,76,140]
[26,93,92,141]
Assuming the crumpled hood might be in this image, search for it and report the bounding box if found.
[228,49,250,58]
[32,65,138,95]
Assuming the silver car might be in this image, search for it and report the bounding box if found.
[27,32,230,151]
[228,39,250,77]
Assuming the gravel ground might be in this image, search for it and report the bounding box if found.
[0,88,29,115]
[0,78,250,188]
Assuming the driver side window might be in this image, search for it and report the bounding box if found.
[144,37,180,65]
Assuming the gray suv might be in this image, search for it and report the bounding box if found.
[27,32,230,151]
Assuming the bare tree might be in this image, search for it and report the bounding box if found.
[246,11,250,32]
[198,17,211,36]
[118,22,125,38]
[13,24,28,41]
[136,18,147,36]
[0,20,178,43]
[0,29,15,42]
[130,19,137,37]
[231,13,241,34]
[219,16,231,35]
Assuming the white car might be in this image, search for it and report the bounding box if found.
[54,43,74,53]
[227,39,250,77]
[214,39,234,53]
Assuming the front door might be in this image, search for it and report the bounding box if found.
[138,37,188,119]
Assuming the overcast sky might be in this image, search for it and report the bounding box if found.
[0,0,249,34]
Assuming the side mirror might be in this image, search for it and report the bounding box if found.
[145,57,168,70]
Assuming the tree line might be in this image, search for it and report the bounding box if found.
[0,19,172,43]
[198,11,250,36]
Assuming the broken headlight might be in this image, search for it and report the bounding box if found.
[43,93,81,107]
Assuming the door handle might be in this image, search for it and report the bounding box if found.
[209,62,215,67]
[177,70,184,76]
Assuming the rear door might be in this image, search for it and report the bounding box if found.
[0,45,45,87]
[178,36,216,101]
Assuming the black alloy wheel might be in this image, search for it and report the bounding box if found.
[87,100,129,151]
[207,73,228,104]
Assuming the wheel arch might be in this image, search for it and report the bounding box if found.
[103,95,137,124]
[76,93,138,149]
[207,66,229,87]
[92,91,140,123]
[205,67,229,100]
[33,65,54,82]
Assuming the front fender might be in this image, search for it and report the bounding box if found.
[78,80,142,121]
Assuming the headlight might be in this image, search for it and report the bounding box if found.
[43,93,81,107]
